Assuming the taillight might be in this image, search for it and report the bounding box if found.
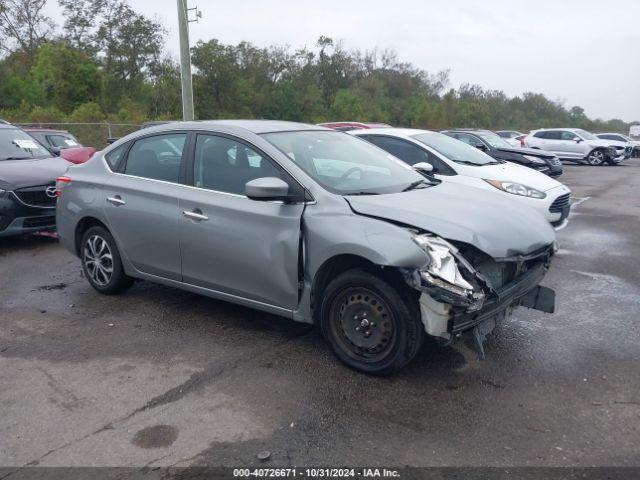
[520,136,527,147]
[55,176,71,197]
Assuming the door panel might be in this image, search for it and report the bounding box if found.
[179,133,305,310]
[179,190,303,309]
[102,133,187,280]
[103,175,182,280]
[559,131,585,158]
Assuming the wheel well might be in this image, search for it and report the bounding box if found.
[74,217,108,256]
[310,254,408,322]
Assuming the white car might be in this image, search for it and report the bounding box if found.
[496,130,525,147]
[525,128,625,165]
[350,128,572,229]
[596,133,636,158]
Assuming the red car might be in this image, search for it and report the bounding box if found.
[318,121,392,132]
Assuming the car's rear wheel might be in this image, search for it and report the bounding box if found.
[319,269,423,375]
[81,226,133,294]
[586,149,606,166]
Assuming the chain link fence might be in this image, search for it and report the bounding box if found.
[15,122,142,149]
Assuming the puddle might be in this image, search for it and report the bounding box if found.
[132,424,178,449]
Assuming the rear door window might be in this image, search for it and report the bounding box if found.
[124,133,186,183]
[104,143,128,171]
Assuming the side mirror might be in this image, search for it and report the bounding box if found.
[50,146,61,156]
[574,138,582,143]
[245,177,290,201]
[412,162,434,174]
[474,142,488,151]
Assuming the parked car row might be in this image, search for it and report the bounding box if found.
[348,128,571,228]
[441,129,564,177]
[3,118,587,374]
[45,120,564,374]
[494,127,636,165]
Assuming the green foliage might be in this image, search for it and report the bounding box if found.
[0,0,634,136]
[31,42,104,112]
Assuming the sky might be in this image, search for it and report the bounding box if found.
[44,0,640,122]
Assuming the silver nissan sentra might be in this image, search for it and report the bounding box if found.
[56,120,557,374]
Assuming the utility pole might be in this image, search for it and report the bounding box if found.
[177,0,194,121]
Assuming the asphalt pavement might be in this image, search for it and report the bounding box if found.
[1,161,639,468]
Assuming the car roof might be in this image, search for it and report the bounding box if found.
[442,128,492,133]
[351,127,434,137]
[22,127,71,134]
[142,119,328,135]
[533,127,580,132]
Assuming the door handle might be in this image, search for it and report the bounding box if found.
[182,209,209,221]
[107,196,126,206]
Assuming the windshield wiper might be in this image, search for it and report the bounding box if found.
[403,179,432,191]
[2,156,33,160]
[345,191,380,196]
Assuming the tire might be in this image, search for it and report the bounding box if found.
[80,225,133,295]
[586,149,606,166]
[319,269,424,375]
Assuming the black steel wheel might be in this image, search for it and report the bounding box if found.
[320,269,423,375]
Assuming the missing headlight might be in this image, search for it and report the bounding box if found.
[403,234,489,312]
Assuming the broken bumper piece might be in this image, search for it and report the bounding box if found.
[406,253,555,346]
[407,269,486,312]
[451,262,555,335]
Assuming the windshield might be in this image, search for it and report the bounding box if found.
[475,131,512,148]
[0,128,50,160]
[411,132,498,166]
[262,130,425,195]
[48,134,80,148]
[574,129,597,140]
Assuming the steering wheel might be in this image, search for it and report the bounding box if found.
[340,167,363,180]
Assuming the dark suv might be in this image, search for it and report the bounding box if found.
[442,129,563,177]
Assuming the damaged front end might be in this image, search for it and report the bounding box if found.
[401,233,556,356]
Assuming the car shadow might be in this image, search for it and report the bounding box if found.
[0,232,58,255]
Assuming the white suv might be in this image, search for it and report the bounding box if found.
[526,128,624,165]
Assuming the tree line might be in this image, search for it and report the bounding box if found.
[0,0,635,147]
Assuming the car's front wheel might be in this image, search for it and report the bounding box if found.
[586,149,606,166]
[81,226,133,294]
[319,269,423,375]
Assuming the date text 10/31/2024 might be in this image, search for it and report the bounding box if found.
[233,468,401,478]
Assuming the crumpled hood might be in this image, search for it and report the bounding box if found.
[0,157,70,190]
[497,146,555,158]
[345,182,556,259]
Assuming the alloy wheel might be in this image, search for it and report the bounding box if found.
[83,235,114,286]
[587,150,604,166]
